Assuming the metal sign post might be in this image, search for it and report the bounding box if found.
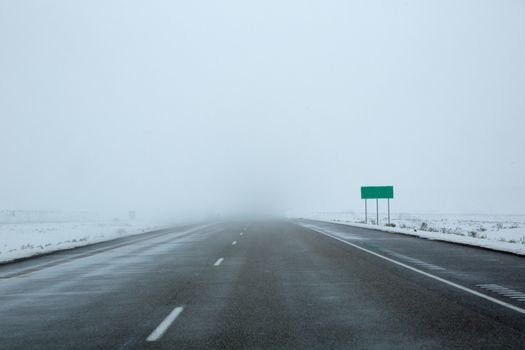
[376,198,379,225]
[386,198,390,225]
[365,199,367,224]
[360,186,394,225]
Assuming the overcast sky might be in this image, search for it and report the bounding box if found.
[1,1,524,217]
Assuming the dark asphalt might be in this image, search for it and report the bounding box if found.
[1,220,525,349]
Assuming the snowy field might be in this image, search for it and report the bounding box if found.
[0,211,160,263]
[299,212,525,255]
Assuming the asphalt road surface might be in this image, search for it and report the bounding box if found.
[1,219,525,349]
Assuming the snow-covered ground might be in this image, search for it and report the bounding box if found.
[0,211,160,263]
[298,212,525,255]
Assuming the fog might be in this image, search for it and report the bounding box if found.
[1,1,525,218]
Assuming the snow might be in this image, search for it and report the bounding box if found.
[297,212,525,256]
[0,211,160,263]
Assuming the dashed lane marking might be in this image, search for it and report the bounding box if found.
[146,306,184,342]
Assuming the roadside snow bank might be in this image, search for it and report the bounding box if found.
[299,212,525,256]
[0,220,160,263]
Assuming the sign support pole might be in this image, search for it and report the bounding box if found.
[365,199,367,224]
[376,198,379,225]
[386,198,390,225]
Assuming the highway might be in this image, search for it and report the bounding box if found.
[1,220,525,349]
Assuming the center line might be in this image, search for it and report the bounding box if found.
[232,241,237,245]
[214,258,224,266]
[146,306,184,342]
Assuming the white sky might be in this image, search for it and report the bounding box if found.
[1,1,525,216]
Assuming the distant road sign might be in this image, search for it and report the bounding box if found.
[361,186,394,199]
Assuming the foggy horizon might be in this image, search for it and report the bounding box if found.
[2,1,525,217]
[3,3,525,348]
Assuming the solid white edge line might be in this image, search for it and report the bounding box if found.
[307,227,525,316]
[214,258,224,266]
[146,306,184,342]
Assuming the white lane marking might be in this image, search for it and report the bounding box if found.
[240,232,244,236]
[146,306,184,342]
[487,286,506,290]
[478,284,525,303]
[309,228,525,316]
[232,241,237,245]
[388,252,446,271]
[214,258,224,266]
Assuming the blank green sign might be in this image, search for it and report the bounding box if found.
[361,186,394,199]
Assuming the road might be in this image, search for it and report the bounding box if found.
[1,219,525,349]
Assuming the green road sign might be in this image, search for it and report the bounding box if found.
[361,186,394,199]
